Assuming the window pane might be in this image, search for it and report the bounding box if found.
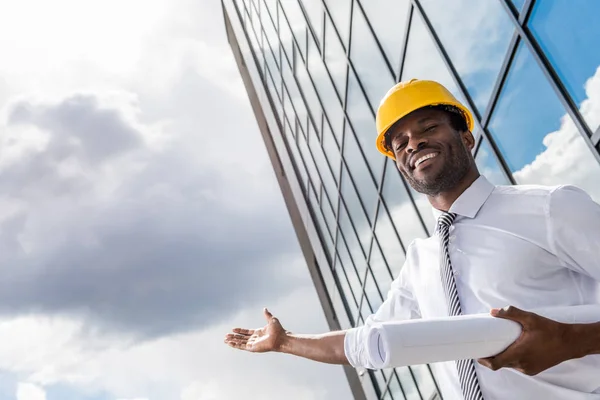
[338,200,368,279]
[343,127,379,219]
[346,70,386,175]
[298,130,320,188]
[295,60,321,129]
[337,233,364,287]
[381,160,429,244]
[335,254,360,321]
[308,37,344,141]
[387,376,406,400]
[489,43,600,202]
[374,205,406,278]
[368,240,393,300]
[321,188,337,240]
[324,0,352,48]
[309,128,337,199]
[322,120,341,183]
[260,0,280,67]
[341,168,372,252]
[510,0,525,13]
[394,369,419,400]
[285,120,308,190]
[529,1,600,134]
[401,8,474,129]
[419,0,513,113]
[364,269,383,313]
[302,0,324,46]
[373,370,388,399]
[409,365,438,400]
[359,0,410,72]
[324,14,348,97]
[282,58,308,133]
[350,5,395,110]
[475,136,511,186]
[280,0,308,59]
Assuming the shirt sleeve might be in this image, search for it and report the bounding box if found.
[548,185,600,281]
[344,245,421,369]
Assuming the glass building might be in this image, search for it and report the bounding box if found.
[221,0,600,398]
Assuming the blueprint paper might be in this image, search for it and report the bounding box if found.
[366,305,600,369]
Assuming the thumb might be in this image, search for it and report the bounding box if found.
[263,307,273,322]
[491,305,531,325]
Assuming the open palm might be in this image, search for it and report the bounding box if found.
[224,308,287,353]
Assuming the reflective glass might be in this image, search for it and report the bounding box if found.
[324,14,348,97]
[302,0,324,46]
[278,3,295,61]
[286,122,308,190]
[298,129,320,188]
[394,369,419,400]
[282,58,309,133]
[489,43,600,202]
[373,370,388,399]
[510,0,525,12]
[334,259,359,322]
[368,240,393,299]
[343,127,379,219]
[321,188,337,241]
[408,365,437,400]
[350,5,396,110]
[364,269,383,312]
[374,204,406,278]
[336,232,364,294]
[475,136,511,186]
[529,1,600,134]
[295,60,321,129]
[381,160,429,245]
[324,0,352,48]
[260,0,280,67]
[419,0,513,113]
[359,0,410,73]
[387,372,406,400]
[322,120,341,183]
[309,124,337,198]
[263,0,278,15]
[266,69,283,123]
[401,9,472,122]
[338,200,368,279]
[346,70,386,175]
[308,37,345,141]
[341,167,372,251]
[308,182,330,254]
[280,0,308,59]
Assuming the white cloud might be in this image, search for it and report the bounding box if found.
[514,66,600,202]
[16,383,46,400]
[0,286,350,400]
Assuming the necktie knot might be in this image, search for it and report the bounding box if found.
[436,212,457,234]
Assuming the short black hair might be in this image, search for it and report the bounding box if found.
[383,105,469,153]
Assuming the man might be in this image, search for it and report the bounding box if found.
[224,79,600,399]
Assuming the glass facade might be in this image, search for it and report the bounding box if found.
[222,1,600,398]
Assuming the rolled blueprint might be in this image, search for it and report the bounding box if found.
[366,305,600,369]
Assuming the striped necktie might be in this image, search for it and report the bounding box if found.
[437,212,484,400]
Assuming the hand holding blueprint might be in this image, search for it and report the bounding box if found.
[366,305,600,369]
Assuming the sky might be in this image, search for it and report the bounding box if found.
[0,1,352,399]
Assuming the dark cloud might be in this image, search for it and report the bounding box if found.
[0,71,303,339]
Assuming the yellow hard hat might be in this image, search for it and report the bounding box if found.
[375,79,474,160]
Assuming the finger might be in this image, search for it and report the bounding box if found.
[226,334,251,341]
[225,338,250,350]
[263,307,273,322]
[491,305,533,325]
[232,328,254,336]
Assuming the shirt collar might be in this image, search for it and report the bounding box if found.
[431,175,495,222]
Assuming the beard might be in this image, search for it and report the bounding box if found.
[400,140,472,196]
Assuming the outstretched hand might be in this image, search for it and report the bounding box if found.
[477,306,583,376]
[224,308,288,353]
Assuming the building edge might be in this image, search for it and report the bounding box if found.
[221,2,370,399]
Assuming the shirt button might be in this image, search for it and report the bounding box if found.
[449,235,456,241]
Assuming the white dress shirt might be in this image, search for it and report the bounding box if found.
[344,175,600,400]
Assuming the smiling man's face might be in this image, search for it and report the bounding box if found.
[387,106,475,196]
